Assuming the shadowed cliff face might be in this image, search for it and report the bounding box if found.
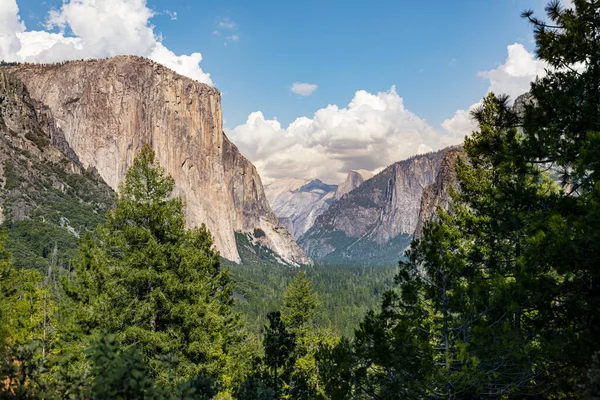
[299,149,451,262]
[0,67,115,271]
[413,150,462,239]
[12,56,309,264]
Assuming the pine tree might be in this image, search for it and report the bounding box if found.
[282,271,318,334]
[520,0,600,389]
[263,311,295,397]
[0,232,57,353]
[325,2,600,397]
[64,145,250,390]
[280,271,335,399]
[322,93,565,398]
[0,231,61,398]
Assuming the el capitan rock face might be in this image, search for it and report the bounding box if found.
[0,66,115,271]
[12,56,309,264]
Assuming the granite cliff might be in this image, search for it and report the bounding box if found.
[264,178,337,239]
[334,169,374,200]
[413,149,462,239]
[298,148,452,264]
[0,66,114,271]
[11,57,309,264]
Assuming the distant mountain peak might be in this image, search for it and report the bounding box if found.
[335,169,374,200]
[299,147,453,264]
[299,179,338,194]
[265,177,337,240]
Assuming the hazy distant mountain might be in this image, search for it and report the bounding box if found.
[414,149,462,239]
[299,148,454,265]
[264,178,337,239]
[335,169,374,200]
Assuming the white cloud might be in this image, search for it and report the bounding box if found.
[214,19,239,45]
[417,143,433,154]
[229,86,454,184]
[478,43,548,100]
[0,0,212,85]
[218,19,236,29]
[232,42,555,184]
[164,10,177,21]
[442,108,478,138]
[0,0,25,58]
[442,43,549,137]
[290,82,318,96]
[149,43,211,83]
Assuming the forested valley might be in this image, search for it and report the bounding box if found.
[2,1,600,399]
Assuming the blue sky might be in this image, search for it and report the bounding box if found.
[13,0,542,128]
[3,0,554,183]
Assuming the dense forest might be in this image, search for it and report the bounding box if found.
[2,1,600,398]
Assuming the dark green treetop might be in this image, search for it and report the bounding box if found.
[63,145,251,391]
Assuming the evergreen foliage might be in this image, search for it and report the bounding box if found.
[238,272,339,399]
[228,247,397,337]
[2,1,600,398]
[263,311,295,397]
[320,2,600,398]
[0,231,55,360]
[62,145,253,391]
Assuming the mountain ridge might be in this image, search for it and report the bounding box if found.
[298,148,454,263]
[0,66,115,271]
[9,56,309,265]
[334,169,374,200]
[264,177,337,239]
[414,149,462,239]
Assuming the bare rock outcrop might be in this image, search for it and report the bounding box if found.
[264,178,336,239]
[0,67,115,271]
[334,170,373,200]
[413,149,462,239]
[299,149,451,263]
[12,57,309,264]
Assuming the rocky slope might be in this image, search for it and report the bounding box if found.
[413,149,462,239]
[298,148,452,264]
[334,169,374,200]
[0,66,114,271]
[11,57,309,265]
[264,178,337,239]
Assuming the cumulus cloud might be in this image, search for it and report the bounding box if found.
[290,82,318,96]
[229,86,452,184]
[478,43,548,100]
[0,0,212,85]
[0,0,24,58]
[442,43,549,137]
[232,43,557,184]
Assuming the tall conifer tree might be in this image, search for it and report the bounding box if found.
[64,145,250,390]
